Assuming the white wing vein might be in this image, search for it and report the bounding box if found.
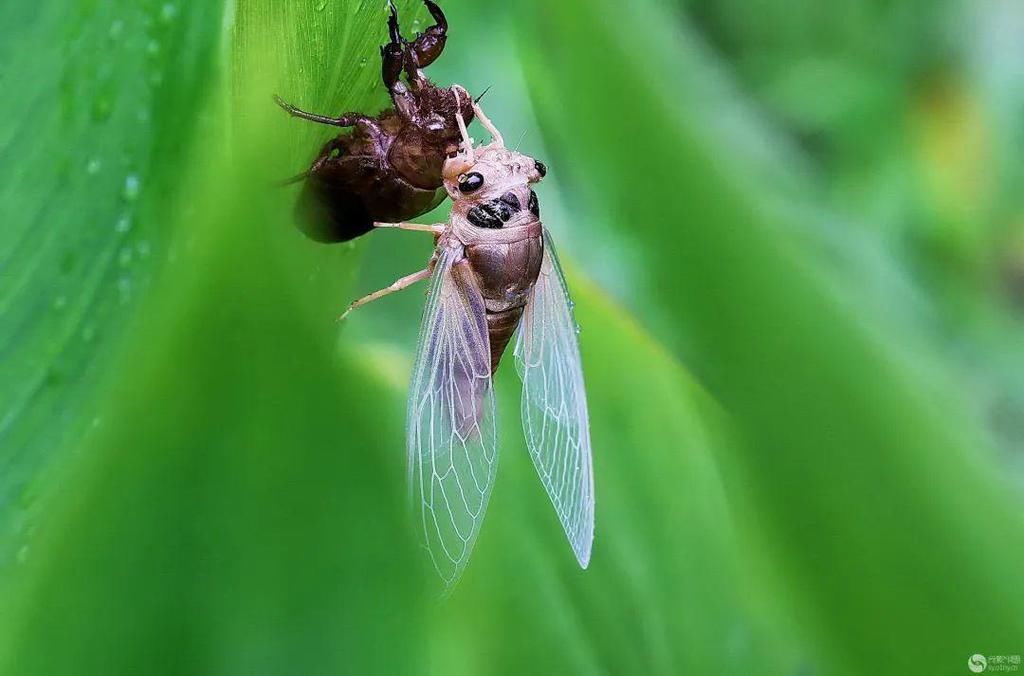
[407,245,498,588]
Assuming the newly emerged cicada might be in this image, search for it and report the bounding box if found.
[343,93,594,588]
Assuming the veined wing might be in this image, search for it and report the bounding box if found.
[407,243,498,589]
[514,229,595,568]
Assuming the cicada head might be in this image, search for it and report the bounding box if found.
[442,145,546,204]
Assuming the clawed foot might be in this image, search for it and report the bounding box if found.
[380,0,449,91]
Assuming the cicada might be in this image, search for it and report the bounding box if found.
[343,93,594,588]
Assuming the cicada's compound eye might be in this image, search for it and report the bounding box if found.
[458,172,485,193]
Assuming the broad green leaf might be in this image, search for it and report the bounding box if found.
[0,176,428,673]
[0,0,226,568]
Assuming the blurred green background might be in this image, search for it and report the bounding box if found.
[1,0,1022,674]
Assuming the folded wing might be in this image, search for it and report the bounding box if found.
[514,229,595,567]
[407,244,499,589]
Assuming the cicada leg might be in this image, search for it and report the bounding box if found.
[472,101,504,148]
[276,137,348,187]
[451,88,475,164]
[409,0,448,69]
[339,265,434,321]
[273,95,375,129]
[373,222,445,235]
[381,0,407,92]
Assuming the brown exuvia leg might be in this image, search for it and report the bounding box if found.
[278,170,312,187]
[423,0,448,31]
[381,0,407,91]
[387,0,404,45]
[410,0,448,68]
[382,0,448,88]
[277,138,347,187]
[273,95,371,128]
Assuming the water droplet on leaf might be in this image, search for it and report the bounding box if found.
[122,175,141,201]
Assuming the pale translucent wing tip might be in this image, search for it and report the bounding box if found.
[575,525,593,569]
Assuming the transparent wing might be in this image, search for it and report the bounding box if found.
[407,244,498,589]
[514,229,595,568]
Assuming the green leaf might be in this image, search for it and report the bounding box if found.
[1,2,434,671]
[0,168,435,672]
[3,0,1020,674]
[0,0,226,568]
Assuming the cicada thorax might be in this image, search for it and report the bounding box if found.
[453,184,545,373]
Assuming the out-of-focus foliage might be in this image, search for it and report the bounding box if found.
[0,0,1021,674]
[0,0,225,570]
[518,2,1024,673]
